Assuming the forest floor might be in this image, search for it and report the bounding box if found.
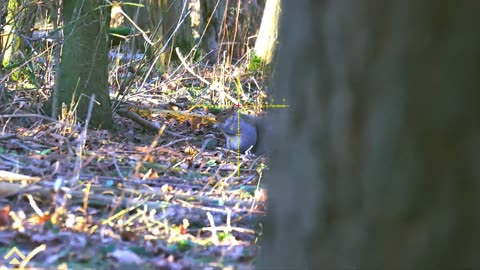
[0,51,269,269]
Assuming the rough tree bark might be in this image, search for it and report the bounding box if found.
[49,0,113,128]
[259,0,480,269]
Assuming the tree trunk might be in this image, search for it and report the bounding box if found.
[1,0,34,80]
[199,0,225,64]
[199,0,265,64]
[160,0,192,67]
[253,0,279,65]
[49,0,113,129]
[259,0,480,269]
[121,0,192,70]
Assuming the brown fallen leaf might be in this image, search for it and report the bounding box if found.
[0,205,10,226]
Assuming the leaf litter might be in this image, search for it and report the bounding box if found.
[0,60,269,269]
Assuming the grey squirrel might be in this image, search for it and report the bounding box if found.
[213,107,271,154]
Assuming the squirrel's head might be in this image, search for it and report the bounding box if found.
[215,107,236,123]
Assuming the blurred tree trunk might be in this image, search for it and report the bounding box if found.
[199,0,265,64]
[0,0,7,101]
[121,0,192,71]
[158,0,192,69]
[49,0,113,128]
[199,0,225,64]
[253,0,279,65]
[1,0,21,68]
[112,0,149,53]
[221,0,263,63]
[1,0,34,80]
[259,0,480,269]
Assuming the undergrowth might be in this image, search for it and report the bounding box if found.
[0,2,269,269]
